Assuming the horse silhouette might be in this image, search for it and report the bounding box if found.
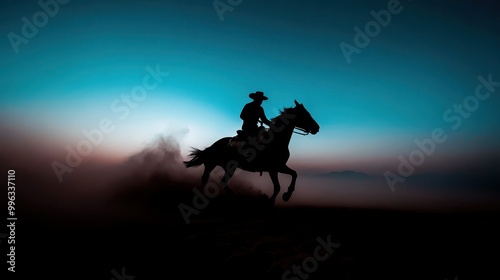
[184,100,319,204]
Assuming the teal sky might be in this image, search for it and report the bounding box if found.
[2,0,500,174]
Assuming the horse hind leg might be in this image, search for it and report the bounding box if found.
[219,172,234,195]
[201,163,215,187]
[220,161,238,195]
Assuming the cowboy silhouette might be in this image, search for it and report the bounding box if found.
[239,91,271,138]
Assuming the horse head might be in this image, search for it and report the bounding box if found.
[292,100,320,135]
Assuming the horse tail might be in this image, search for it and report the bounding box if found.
[184,148,209,168]
[184,137,231,168]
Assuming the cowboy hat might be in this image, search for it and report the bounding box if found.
[249,91,268,100]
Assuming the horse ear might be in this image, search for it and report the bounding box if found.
[294,100,300,106]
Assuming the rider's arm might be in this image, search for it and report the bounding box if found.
[259,107,271,126]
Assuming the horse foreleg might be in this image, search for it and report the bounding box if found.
[280,165,297,202]
[268,170,280,205]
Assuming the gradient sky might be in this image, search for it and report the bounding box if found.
[2,0,500,177]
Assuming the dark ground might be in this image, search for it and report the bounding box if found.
[8,187,500,280]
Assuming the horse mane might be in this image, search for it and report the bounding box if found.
[271,107,295,124]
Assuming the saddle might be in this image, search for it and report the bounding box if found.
[227,130,249,148]
[228,126,267,147]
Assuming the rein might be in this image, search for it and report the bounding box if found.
[293,127,309,136]
[267,112,312,136]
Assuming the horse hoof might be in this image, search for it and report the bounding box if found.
[282,192,292,202]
